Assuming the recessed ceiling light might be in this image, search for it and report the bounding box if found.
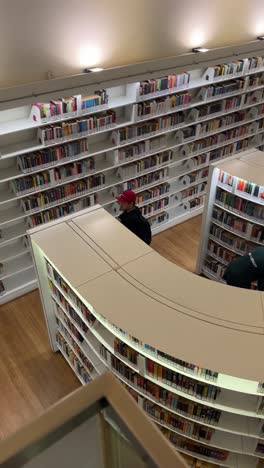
[192,47,210,53]
[84,67,104,73]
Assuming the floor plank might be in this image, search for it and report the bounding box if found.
[0,215,202,440]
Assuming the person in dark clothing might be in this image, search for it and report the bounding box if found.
[117,190,152,245]
[223,246,264,290]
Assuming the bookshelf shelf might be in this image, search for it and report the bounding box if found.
[56,344,87,385]
[151,415,258,456]
[29,206,264,467]
[0,267,37,302]
[112,368,263,440]
[213,202,264,226]
[217,181,264,206]
[0,253,33,280]
[0,239,30,262]
[211,219,263,246]
[2,55,264,303]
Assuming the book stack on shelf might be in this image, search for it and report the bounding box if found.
[29,207,264,468]
[196,149,264,284]
[2,55,264,303]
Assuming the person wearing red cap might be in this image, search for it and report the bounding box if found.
[117,190,152,245]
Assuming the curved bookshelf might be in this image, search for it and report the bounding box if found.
[29,204,264,467]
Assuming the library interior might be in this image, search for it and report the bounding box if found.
[0,2,264,467]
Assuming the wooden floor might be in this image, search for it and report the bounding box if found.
[0,215,202,441]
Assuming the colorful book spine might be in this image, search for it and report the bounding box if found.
[38,110,116,145]
[27,193,97,227]
[139,73,191,97]
[32,91,109,122]
[21,174,104,213]
[56,331,90,383]
[114,338,138,365]
[18,139,89,173]
[110,355,222,424]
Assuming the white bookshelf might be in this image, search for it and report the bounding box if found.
[2,55,264,303]
[196,149,264,285]
[29,206,264,468]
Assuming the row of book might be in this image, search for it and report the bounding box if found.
[160,428,229,462]
[244,89,264,105]
[143,400,215,441]
[17,139,89,173]
[11,158,96,195]
[135,92,192,118]
[157,352,218,382]
[116,136,166,162]
[136,183,170,204]
[50,282,89,334]
[139,73,191,97]
[116,151,173,179]
[21,175,105,213]
[54,300,84,342]
[56,332,90,383]
[27,193,97,228]
[183,154,208,170]
[200,78,247,101]
[32,91,109,121]
[123,167,169,191]
[176,182,207,204]
[112,105,261,146]
[178,119,263,147]
[190,95,243,122]
[107,320,220,385]
[218,170,264,200]
[114,338,138,366]
[141,197,169,217]
[38,110,116,144]
[215,188,264,221]
[207,138,250,163]
[203,257,227,279]
[179,121,262,158]
[248,72,264,88]
[110,354,222,424]
[148,211,169,228]
[51,267,97,327]
[209,225,255,254]
[196,108,261,137]
[146,359,221,402]
[207,58,259,78]
[207,241,236,265]
[111,113,184,145]
[212,207,264,243]
[56,316,95,374]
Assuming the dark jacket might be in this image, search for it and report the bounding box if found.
[223,247,264,290]
[118,207,152,245]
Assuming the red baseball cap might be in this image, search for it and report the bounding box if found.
[117,189,136,204]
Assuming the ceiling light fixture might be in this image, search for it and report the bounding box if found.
[84,67,104,73]
[192,47,210,53]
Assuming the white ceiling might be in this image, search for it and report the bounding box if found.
[1,0,264,87]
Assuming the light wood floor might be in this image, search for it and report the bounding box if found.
[0,215,202,440]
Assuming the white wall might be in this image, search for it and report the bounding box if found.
[1,0,264,87]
